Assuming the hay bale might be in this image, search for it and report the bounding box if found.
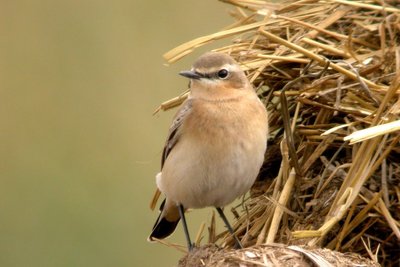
[178,244,380,267]
[157,0,400,266]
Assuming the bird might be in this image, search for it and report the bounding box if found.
[148,51,268,250]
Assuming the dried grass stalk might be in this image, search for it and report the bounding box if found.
[156,0,400,265]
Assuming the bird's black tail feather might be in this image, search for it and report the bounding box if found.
[148,199,181,241]
[149,215,180,240]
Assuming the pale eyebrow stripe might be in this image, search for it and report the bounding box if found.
[193,63,239,77]
[209,64,238,73]
[221,64,237,71]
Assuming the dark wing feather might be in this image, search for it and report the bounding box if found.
[150,99,192,210]
[161,99,192,168]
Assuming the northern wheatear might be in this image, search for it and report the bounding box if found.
[149,52,268,250]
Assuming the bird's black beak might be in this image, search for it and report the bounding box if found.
[179,70,203,80]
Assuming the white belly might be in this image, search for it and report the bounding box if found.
[158,132,266,209]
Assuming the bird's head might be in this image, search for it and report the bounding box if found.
[179,52,250,94]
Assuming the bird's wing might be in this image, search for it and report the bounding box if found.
[150,99,193,210]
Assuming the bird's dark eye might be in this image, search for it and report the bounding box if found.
[217,69,229,79]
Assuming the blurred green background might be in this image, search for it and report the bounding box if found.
[0,1,232,266]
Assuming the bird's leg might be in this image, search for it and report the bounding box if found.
[178,204,193,252]
[216,207,243,249]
